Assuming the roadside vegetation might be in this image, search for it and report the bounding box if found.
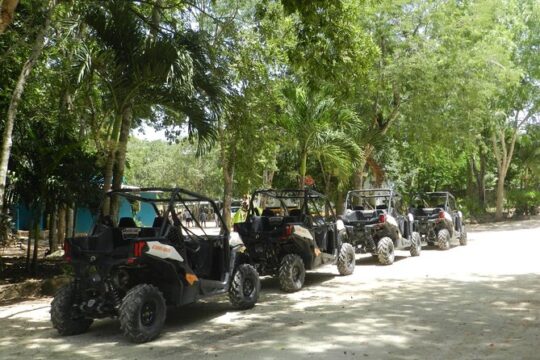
[0,0,539,277]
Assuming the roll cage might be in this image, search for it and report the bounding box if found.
[248,188,336,220]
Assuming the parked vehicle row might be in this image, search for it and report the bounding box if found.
[50,186,467,343]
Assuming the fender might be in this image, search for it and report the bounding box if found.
[443,211,453,222]
[229,231,244,247]
[386,215,398,227]
[336,219,345,231]
[145,241,184,262]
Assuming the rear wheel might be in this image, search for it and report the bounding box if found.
[459,227,468,246]
[229,264,260,310]
[51,283,93,336]
[337,242,355,275]
[279,254,305,292]
[409,232,422,256]
[119,284,166,343]
[437,229,451,250]
[377,237,395,265]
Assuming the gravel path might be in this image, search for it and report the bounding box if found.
[1,218,539,360]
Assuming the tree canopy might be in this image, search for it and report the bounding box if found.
[1,0,539,257]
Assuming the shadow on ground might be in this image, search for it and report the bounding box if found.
[1,272,539,360]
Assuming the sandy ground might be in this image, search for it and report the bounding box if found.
[1,218,539,360]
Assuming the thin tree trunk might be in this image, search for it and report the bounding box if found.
[222,164,234,230]
[299,148,307,189]
[110,106,133,219]
[31,219,39,274]
[495,172,506,221]
[0,0,56,213]
[335,189,345,215]
[467,157,476,200]
[66,203,75,239]
[48,204,57,252]
[219,121,237,232]
[102,115,122,215]
[57,204,66,248]
[25,217,32,270]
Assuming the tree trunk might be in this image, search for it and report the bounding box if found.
[110,106,133,219]
[354,145,371,190]
[66,204,75,239]
[467,157,476,199]
[31,219,39,274]
[57,204,66,248]
[25,218,32,270]
[298,148,307,189]
[48,204,57,252]
[0,0,19,34]
[335,189,345,215]
[0,0,55,213]
[495,171,506,221]
[28,204,42,273]
[367,156,384,187]
[219,120,237,232]
[262,168,274,189]
[102,114,123,215]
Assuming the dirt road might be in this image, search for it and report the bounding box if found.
[1,219,539,360]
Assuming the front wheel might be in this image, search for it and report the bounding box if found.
[279,254,305,292]
[119,284,166,343]
[377,237,395,265]
[229,264,260,310]
[337,242,355,275]
[437,229,451,250]
[409,232,422,256]
[51,283,93,336]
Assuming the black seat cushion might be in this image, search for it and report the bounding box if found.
[118,217,137,227]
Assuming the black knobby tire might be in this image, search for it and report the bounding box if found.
[51,283,93,336]
[337,242,355,276]
[437,229,451,250]
[377,237,395,265]
[279,254,305,293]
[229,264,261,310]
[119,284,166,343]
[459,227,468,246]
[409,232,422,257]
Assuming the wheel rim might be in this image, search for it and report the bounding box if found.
[292,265,301,283]
[140,301,157,327]
[243,278,254,297]
[348,252,354,266]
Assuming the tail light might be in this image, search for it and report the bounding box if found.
[283,225,293,237]
[63,241,72,262]
[378,213,387,223]
[438,211,445,219]
[128,241,147,264]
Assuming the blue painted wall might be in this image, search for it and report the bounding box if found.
[17,192,159,234]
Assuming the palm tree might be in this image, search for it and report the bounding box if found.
[78,0,223,216]
[280,86,335,188]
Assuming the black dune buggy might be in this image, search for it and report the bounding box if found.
[51,188,260,343]
[234,189,355,293]
[410,191,467,250]
[341,189,422,265]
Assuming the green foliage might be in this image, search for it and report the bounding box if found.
[125,138,222,197]
[2,0,539,223]
[506,189,540,216]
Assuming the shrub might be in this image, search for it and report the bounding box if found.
[506,189,540,216]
